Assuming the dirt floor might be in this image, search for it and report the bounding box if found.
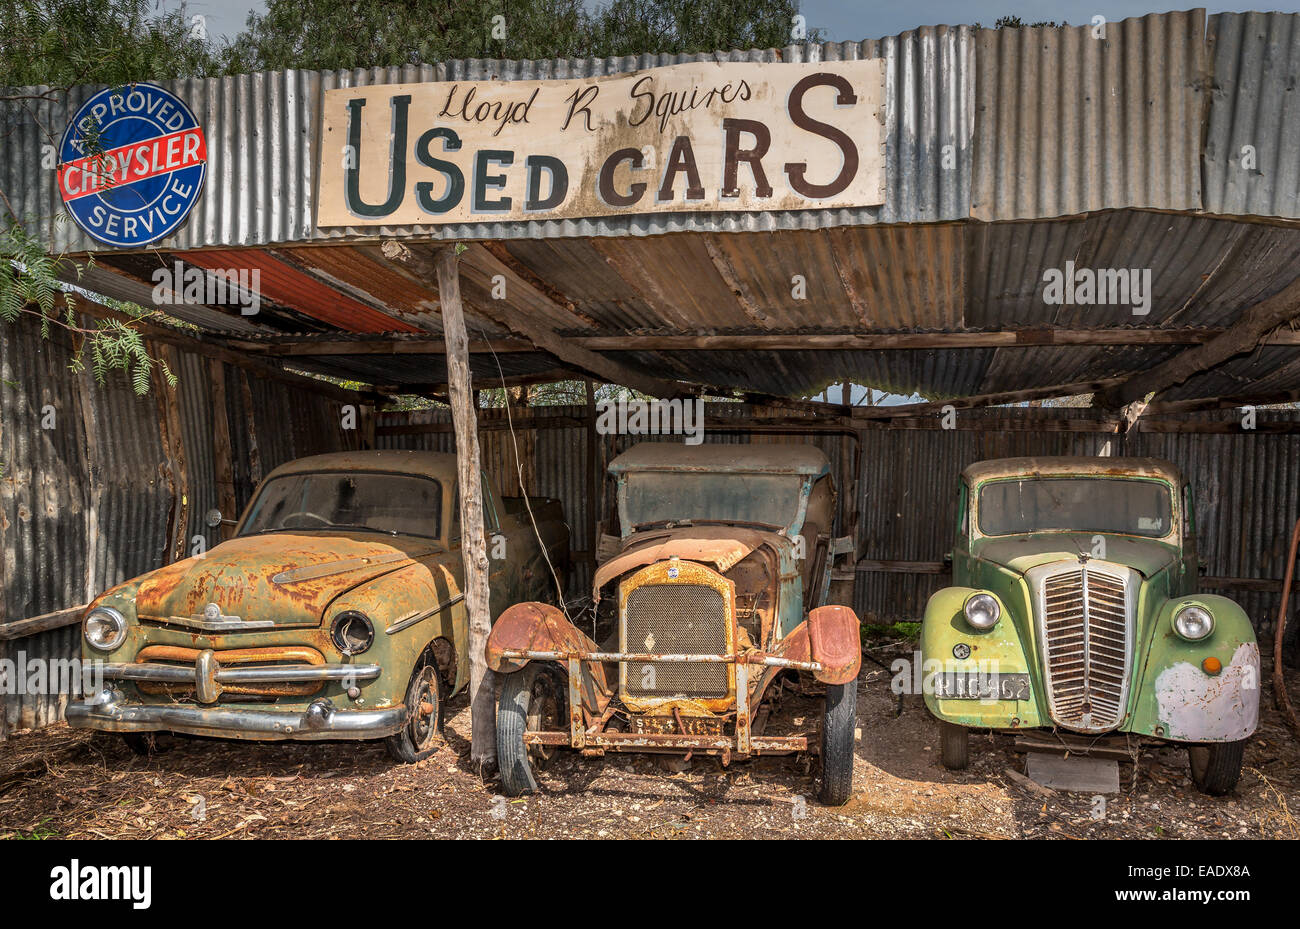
[1,634,1298,840]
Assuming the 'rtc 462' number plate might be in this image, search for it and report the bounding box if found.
[934,672,1030,700]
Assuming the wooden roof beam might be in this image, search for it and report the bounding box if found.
[227,327,1300,357]
[1099,274,1300,417]
[379,240,689,399]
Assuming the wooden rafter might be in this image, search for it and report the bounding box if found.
[378,241,687,398]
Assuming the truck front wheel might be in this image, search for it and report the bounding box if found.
[497,664,567,796]
[1188,741,1245,795]
[940,722,969,770]
[818,679,858,806]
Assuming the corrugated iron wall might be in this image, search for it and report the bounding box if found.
[0,314,349,737]
[1203,11,1300,219]
[379,403,1300,635]
[970,10,1206,221]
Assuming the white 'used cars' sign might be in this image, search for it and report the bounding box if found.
[317,60,886,226]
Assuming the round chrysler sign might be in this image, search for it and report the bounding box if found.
[57,83,207,247]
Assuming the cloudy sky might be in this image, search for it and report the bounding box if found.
[185,1,1300,44]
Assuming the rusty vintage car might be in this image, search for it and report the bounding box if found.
[486,442,862,805]
[68,450,568,761]
[922,456,1260,794]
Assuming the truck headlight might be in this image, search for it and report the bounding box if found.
[1173,605,1214,641]
[331,611,375,655]
[963,593,1000,630]
[84,606,127,651]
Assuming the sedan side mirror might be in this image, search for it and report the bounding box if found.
[205,508,236,528]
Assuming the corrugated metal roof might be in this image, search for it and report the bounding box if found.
[971,10,1205,221]
[6,11,1300,407]
[1203,11,1300,219]
[8,25,976,252]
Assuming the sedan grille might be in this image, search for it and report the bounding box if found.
[1038,564,1131,732]
[623,583,728,699]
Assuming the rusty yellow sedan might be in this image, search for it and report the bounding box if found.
[68,450,568,761]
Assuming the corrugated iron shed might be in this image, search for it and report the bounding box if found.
[3,10,1300,405]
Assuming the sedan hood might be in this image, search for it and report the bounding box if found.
[135,532,440,626]
[972,533,1179,578]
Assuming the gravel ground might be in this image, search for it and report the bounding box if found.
[1,638,1297,840]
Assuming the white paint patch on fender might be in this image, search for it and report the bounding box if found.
[1155,642,1260,741]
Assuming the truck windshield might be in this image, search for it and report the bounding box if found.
[623,472,803,531]
[978,477,1173,538]
[240,472,442,539]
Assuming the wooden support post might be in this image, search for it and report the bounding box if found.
[436,246,497,769]
[153,344,189,563]
[208,359,238,542]
[585,379,599,582]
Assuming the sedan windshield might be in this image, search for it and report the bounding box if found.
[240,472,442,539]
[978,477,1173,538]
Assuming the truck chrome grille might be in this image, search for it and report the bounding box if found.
[623,584,728,698]
[1038,564,1132,732]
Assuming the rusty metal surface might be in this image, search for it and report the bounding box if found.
[961,456,1184,484]
[592,527,776,595]
[804,604,863,685]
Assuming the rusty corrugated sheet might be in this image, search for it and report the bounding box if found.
[1203,11,1300,219]
[970,10,1205,221]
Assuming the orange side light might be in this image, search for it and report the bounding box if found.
[1202,656,1223,675]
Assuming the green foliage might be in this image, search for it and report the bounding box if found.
[0,0,221,91]
[975,15,1067,29]
[0,219,72,326]
[2,219,176,395]
[223,0,818,72]
[586,0,815,58]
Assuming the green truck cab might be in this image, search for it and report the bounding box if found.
[922,456,1259,794]
[68,450,568,762]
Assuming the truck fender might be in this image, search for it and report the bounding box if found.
[776,605,862,685]
[485,602,611,713]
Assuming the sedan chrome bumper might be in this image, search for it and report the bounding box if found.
[66,689,407,741]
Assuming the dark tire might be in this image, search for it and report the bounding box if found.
[385,656,444,764]
[818,679,857,806]
[940,722,969,770]
[1189,741,1245,796]
[497,664,567,796]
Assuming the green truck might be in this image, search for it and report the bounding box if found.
[922,456,1260,794]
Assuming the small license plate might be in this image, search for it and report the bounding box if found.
[934,671,1030,701]
[629,715,723,736]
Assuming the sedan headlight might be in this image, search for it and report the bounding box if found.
[84,606,127,651]
[1173,604,1214,641]
[963,593,1001,630]
[331,611,375,655]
